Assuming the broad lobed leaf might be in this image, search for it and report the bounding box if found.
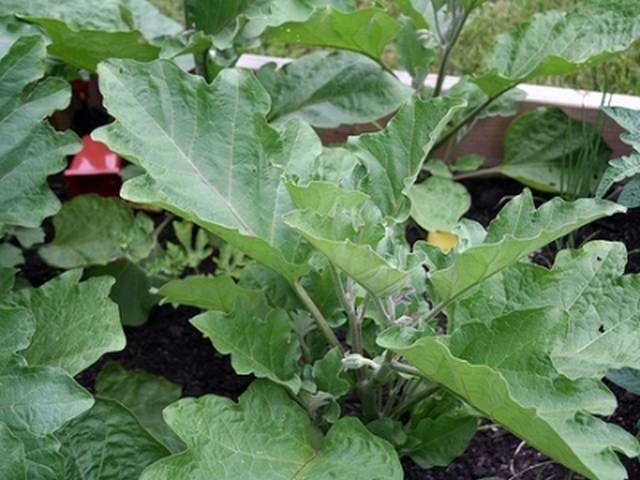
[347,96,465,219]
[191,292,303,392]
[378,308,640,480]
[264,7,400,59]
[0,35,80,230]
[140,380,402,480]
[449,241,640,379]
[0,0,182,71]
[474,0,640,96]
[94,59,313,283]
[257,50,412,128]
[428,190,624,306]
[56,397,170,480]
[12,270,125,376]
[95,362,183,452]
[39,195,155,269]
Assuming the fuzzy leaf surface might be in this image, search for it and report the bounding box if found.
[0,362,93,436]
[140,380,402,480]
[94,60,315,282]
[475,1,640,96]
[347,96,464,218]
[378,309,640,480]
[56,397,170,480]
[191,294,302,392]
[257,51,411,128]
[409,177,471,232]
[429,190,624,305]
[0,36,79,229]
[95,362,183,452]
[284,207,414,297]
[158,275,260,312]
[15,270,125,376]
[265,7,400,59]
[449,241,640,378]
[39,195,154,269]
[0,0,172,71]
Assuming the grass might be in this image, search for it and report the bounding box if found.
[149,0,640,95]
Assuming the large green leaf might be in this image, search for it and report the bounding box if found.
[94,60,315,283]
[186,0,353,50]
[123,0,183,39]
[140,380,402,480]
[95,362,183,452]
[39,195,154,269]
[157,275,256,311]
[0,299,93,439]
[87,259,158,327]
[404,412,477,469]
[0,423,25,478]
[428,190,624,306]
[347,96,464,218]
[619,175,640,207]
[191,293,303,392]
[14,430,64,480]
[0,15,42,57]
[56,397,170,480]
[257,51,412,128]
[0,361,93,436]
[0,36,80,229]
[449,241,640,379]
[500,108,608,193]
[14,270,125,376]
[265,7,400,59]
[378,309,640,480]
[604,106,640,151]
[0,0,173,71]
[408,176,471,232]
[596,107,640,198]
[285,207,416,297]
[475,1,640,96]
[0,306,34,356]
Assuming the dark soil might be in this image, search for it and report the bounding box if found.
[76,305,252,399]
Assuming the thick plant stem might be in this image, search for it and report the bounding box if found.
[294,282,344,355]
[392,384,440,418]
[389,359,421,377]
[330,266,363,354]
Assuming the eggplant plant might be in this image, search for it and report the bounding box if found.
[2,0,640,479]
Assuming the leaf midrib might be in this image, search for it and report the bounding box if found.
[105,64,256,235]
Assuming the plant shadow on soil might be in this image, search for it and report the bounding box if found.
[23,176,640,480]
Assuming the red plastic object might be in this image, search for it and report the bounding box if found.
[64,136,122,198]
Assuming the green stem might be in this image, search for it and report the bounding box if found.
[392,384,439,418]
[294,282,344,355]
[433,9,470,98]
[382,378,407,417]
[389,359,421,377]
[434,85,515,150]
[330,266,362,354]
[453,166,501,181]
